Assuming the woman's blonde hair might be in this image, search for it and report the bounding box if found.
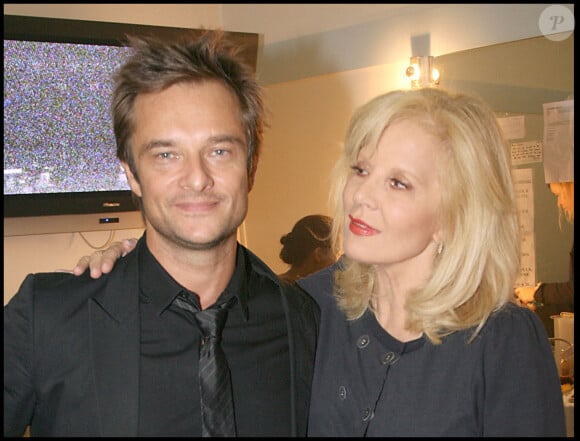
[330,88,520,344]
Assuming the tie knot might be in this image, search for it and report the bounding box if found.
[195,302,230,338]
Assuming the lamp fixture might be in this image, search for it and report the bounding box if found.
[405,56,440,89]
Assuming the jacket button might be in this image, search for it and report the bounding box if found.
[338,386,347,400]
[362,407,374,421]
[356,335,370,349]
[381,351,399,365]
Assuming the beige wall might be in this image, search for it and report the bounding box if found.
[3,4,557,302]
[246,62,409,273]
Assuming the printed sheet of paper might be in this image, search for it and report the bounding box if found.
[543,99,574,182]
[512,168,536,287]
[497,115,525,140]
[516,232,536,288]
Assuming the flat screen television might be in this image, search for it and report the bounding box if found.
[4,15,259,236]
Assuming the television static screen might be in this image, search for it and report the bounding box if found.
[4,40,132,195]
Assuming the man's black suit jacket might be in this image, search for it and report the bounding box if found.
[4,242,320,437]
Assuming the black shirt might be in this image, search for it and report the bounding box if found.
[137,242,291,436]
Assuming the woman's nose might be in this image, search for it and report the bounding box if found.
[352,177,378,209]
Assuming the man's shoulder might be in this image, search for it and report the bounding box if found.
[7,271,104,311]
[239,244,320,316]
[9,253,136,307]
[241,245,278,279]
[17,270,101,294]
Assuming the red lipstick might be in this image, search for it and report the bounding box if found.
[348,215,379,236]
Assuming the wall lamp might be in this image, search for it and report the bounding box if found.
[405,56,440,89]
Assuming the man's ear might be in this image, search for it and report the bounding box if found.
[247,165,257,191]
[121,161,142,198]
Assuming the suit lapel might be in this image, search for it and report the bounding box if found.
[89,257,141,436]
[242,245,317,437]
[280,282,319,437]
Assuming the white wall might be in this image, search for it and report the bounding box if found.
[3,4,561,302]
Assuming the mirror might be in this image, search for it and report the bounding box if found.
[435,34,574,285]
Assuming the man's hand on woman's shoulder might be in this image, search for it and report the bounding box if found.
[73,238,138,278]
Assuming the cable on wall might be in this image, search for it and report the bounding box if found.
[78,230,116,250]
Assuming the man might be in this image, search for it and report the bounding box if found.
[4,31,319,437]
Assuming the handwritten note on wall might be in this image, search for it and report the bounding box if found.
[511,140,543,166]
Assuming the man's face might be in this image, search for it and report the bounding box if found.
[122,80,249,251]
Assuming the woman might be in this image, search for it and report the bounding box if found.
[516,181,574,337]
[72,88,566,436]
[299,88,565,436]
[278,214,337,283]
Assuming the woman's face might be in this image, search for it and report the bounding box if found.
[342,119,443,272]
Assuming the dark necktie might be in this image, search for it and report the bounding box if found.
[194,301,236,437]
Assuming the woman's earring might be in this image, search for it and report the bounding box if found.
[437,242,443,255]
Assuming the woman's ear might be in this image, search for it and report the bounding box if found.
[312,247,323,263]
[432,230,444,255]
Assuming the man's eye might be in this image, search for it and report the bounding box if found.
[157,151,175,160]
[213,148,230,157]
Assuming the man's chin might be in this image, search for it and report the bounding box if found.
[174,229,238,251]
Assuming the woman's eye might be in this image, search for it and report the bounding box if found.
[350,165,367,176]
[390,178,408,189]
